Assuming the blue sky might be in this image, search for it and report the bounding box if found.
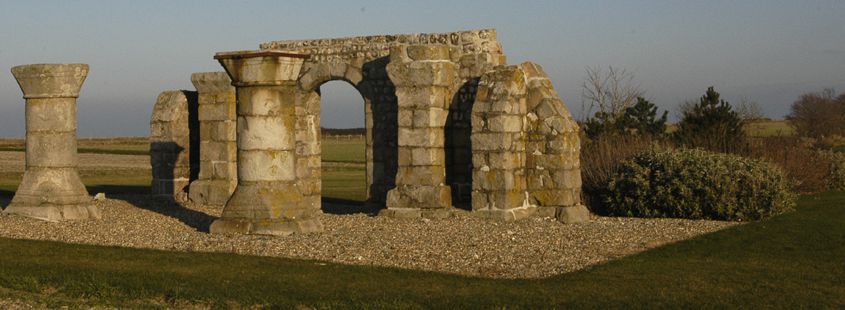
[1,0,843,137]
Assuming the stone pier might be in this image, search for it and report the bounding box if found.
[187,72,237,206]
[382,45,455,218]
[209,50,323,235]
[4,64,100,221]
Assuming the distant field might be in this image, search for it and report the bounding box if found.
[0,137,149,155]
[321,135,365,163]
[744,120,796,137]
[666,120,795,137]
[0,136,367,201]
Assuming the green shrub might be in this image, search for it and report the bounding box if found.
[605,148,795,221]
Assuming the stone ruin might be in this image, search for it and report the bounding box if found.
[149,29,589,235]
[4,64,101,221]
[0,29,586,233]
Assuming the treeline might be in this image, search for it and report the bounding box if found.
[321,127,365,136]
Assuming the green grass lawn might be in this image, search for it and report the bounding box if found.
[321,136,366,163]
[0,191,842,308]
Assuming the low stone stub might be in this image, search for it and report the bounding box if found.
[150,90,197,202]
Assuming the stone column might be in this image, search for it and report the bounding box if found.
[210,50,323,236]
[188,72,237,206]
[382,45,455,218]
[4,64,99,221]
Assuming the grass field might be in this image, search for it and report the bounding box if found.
[321,135,366,163]
[666,120,796,137]
[0,191,841,307]
[0,136,368,201]
[0,137,149,155]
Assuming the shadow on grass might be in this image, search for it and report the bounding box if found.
[321,197,380,216]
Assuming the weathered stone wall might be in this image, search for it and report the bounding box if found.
[521,63,584,220]
[470,65,531,220]
[469,62,587,222]
[187,72,237,206]
[155,29,584,228]
[150,90,198,202]
[261,29,505,206]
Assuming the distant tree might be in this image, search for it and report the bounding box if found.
[736,97,766,121]
[787,89,845,139]
[619,97,668,137]
[581,66,643,120]
[584,97,667,139]
[580,66,646,139]
[675,86,745,153]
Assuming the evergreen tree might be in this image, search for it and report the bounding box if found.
[619,97,668,137]
[675,86,745,153]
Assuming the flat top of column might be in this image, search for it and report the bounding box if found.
[11,63,89,99]
[214,50,310,60]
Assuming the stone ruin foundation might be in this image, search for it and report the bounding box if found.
[4,64,100,221]
[147,29,589,235]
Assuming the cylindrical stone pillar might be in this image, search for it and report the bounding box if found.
[4,64,99,221]
[209,50,323,236]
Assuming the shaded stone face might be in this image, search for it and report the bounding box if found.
[150,90,198,203]
[4,63,100,221]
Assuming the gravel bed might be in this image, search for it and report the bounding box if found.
[0,195,737,279]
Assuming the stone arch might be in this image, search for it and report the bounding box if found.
[295,57,398,206]
[445,77,479,210]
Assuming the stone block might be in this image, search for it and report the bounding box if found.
[556,205,590,224]
[486,114,523,132]
[412,108,449,128]
[237,150,295,182]
[396,165,446,186]
[385,184,452,210]
[410,147,445,166]
[407,45,450,61]
[237,116,294,151]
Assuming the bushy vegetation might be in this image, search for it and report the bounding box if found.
[787,89,845,140]
[604,148,795,221]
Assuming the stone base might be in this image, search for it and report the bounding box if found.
[3,204,101,222]
[378,207,452,219]
[555,205,591,223]
[188,179,235,206]
[221,181,316,219]
[5,168,98,221]
[472,205,538,221]
[385,184,452,209]
[209,218,323,236]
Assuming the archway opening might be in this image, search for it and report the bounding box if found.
[445,78,479,210]
[318,80,369,213]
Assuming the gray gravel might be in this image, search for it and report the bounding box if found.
[0,195,737,279]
